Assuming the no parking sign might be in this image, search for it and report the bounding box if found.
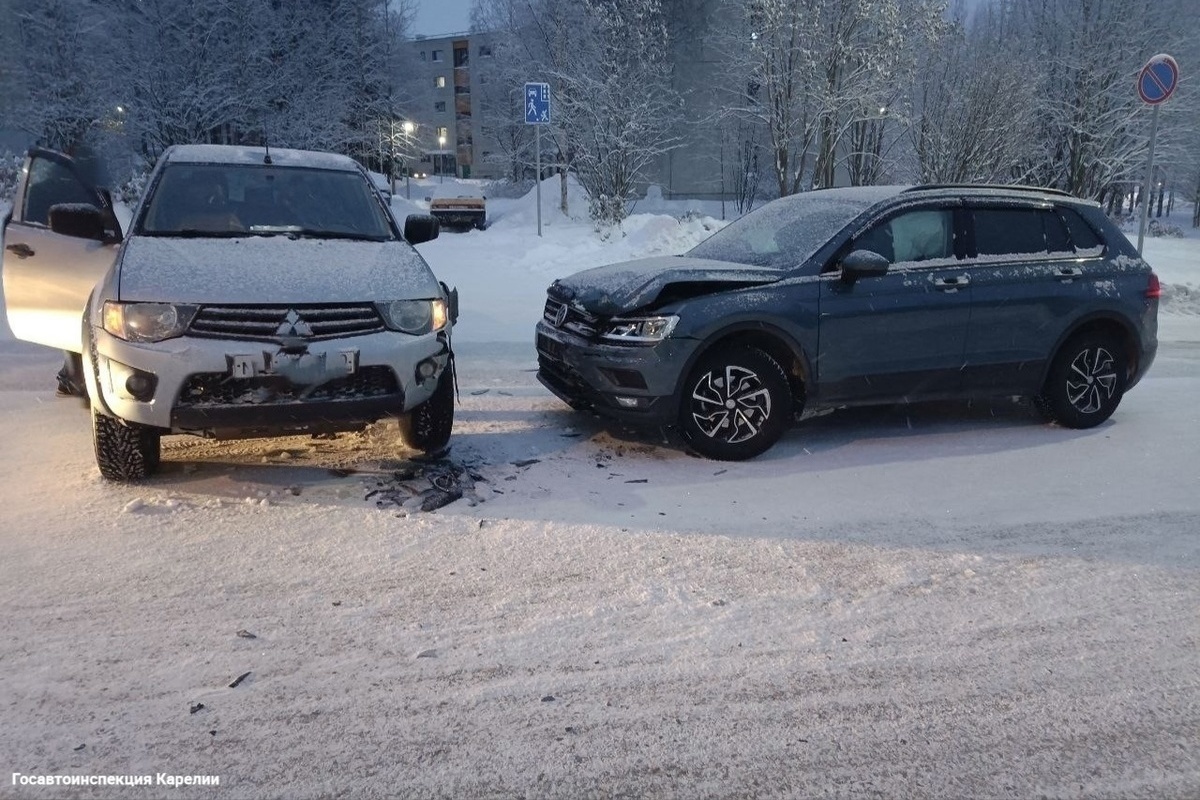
[1138,54,1179,105]
[1136,54,1180,255]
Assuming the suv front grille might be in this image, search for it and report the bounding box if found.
[543,296,599,338]
[189,304,385,342]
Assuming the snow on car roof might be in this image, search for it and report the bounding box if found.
[164,144,361,172]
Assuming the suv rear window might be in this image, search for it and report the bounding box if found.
[1056,207,1105,256]
[973,208,1051,257]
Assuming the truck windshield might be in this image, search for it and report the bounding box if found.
[140,164,394,240]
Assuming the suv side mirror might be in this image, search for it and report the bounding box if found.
[48,203,106,241]
[841,249,890,282]
[405,213,440,245]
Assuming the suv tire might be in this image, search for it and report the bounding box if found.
[400,368,454,455]
[92,407,161,481]
[1036,332,1127,429]
[678,345,792,461]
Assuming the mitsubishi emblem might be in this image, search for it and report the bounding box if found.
[276,309,314,338]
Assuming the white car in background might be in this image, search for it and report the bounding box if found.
[428,183,487,231]
[2,144,458,481]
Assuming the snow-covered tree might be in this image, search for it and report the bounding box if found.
[909,5,1036,183]
[561,0,683,223]
[472,0,682,224]
[8,0,117,153]
[713,0,944,197]
[469,2,537,183]
[1003,0,1196,200]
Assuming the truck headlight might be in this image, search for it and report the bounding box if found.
[102,301,197,343]
[600,315,678,344]
[380,299,448,335]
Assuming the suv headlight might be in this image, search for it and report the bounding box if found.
[102,301,197,343]
[600,315,679,344]
[380,299,448,335]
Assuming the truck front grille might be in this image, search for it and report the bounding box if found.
[189,304,384,342]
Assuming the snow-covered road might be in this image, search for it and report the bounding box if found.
[1,337,1198,798]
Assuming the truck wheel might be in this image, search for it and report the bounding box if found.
[92,407,161,481]
[400,368,454,456]
[678,345,792,461]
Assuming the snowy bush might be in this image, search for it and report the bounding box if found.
[1148,219,1185,238]
[0,152,22,204]
[588,194,626,227]
[117,166,152,207]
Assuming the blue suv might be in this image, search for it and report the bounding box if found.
[535,185,1159,460]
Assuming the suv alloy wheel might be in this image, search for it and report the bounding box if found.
[1036,331,1128,428]
[678,345,793,460]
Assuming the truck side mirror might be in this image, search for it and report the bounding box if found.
[405,213,440,245]
[48,203,107,241]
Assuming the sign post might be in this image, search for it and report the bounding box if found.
[525,82,551,237]
[1136,54,1179,255]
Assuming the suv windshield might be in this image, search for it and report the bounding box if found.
[140,164,394,240]
[688,189,890,269]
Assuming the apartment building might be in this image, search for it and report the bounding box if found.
[404,33,503,180]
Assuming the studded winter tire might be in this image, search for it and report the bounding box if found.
[1036,332,1127,429]
[678,345,793,461]
[92,407,162,481]
[399,367,455,455]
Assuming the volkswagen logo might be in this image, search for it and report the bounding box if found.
[553,303,569,328]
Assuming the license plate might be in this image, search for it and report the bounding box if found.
[230,351,357,378]
[536,334,562,361]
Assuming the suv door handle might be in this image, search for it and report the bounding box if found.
[5,243,35,259]
[932,275,969,291]
[1056,266,1083,280]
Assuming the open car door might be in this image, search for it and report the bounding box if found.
[2,148,123,353]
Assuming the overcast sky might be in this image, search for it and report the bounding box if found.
[411,0,473,37]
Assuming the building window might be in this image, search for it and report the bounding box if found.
[434,101,446,112]
[454,85,470,95]
[480,75,488,84]
[436,126,448,139]
[419,51,426,61]
[478,45,493,57]
[431,50,443,62]
[434,76,446,89]
[454,48,469,68]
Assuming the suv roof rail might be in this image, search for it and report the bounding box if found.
[903,183,1075,198]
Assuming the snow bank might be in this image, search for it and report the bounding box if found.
[1143,236,1200,315]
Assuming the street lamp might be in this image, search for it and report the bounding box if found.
[401,120,416,199]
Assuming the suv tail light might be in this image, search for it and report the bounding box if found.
[1145,272,1162,300]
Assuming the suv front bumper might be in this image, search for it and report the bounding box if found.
[534,319,697,427]
[88,326,450,435]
